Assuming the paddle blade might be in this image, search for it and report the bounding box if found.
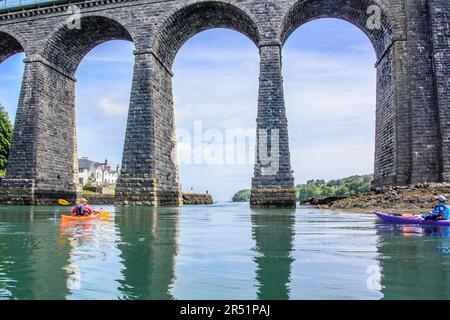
[58,199,70,206]
[100,212,110,217]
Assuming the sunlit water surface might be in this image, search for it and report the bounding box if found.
[0,202,449,300]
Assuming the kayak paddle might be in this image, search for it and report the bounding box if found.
[95,211,110,217]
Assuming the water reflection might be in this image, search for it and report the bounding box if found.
[375,222,450,300]
[115,206,180,300]
[60,212,123,299]
[0,207,70,299]
[4,204,450,299]
[251,208,296,300]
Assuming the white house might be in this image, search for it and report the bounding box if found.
[78,157,119,186]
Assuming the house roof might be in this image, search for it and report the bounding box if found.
[78,158,119,174]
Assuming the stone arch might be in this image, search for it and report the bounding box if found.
[280,0,396,59]
[5,14,136,203]
[117,1,261,205]
[41,15,134,77]
[152,1,261,67]
[0,30,25,63]
[279,0,408,188]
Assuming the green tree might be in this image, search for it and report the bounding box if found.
[0,104,13,176]
[232,189,251,202]
[296,184,321,202]
[335,185,350,197]
[320,185,335,197]
[327,179,337,188]
[295,174,374,202]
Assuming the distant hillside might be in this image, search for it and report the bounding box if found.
[231,174,374,203]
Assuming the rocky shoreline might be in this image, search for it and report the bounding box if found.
[302,183,450,214]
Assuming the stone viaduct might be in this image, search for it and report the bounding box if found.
[0,0,449,207]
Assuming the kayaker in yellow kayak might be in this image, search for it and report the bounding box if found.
[421,195,450,221]
[71,198,94,217]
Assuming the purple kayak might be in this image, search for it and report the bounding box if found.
[374,212,450,226]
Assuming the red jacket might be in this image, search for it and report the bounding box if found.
[71,204,94,214]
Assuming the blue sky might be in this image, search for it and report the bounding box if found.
[0,18,376,201]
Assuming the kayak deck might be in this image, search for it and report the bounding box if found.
[374,212,450,226]
[61,214,101,223]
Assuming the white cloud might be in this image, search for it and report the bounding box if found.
[98,96,128,117]
[291,141,375,184]
[282,42,377,185]
[173,55,259,130]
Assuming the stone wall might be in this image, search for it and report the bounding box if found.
[84,194,115,205]
[0,0,449,207]
[83,193,212,205]
[0,178,35,204]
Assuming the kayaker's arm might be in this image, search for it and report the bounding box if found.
[84,204,94,215]
[422,205,444,220]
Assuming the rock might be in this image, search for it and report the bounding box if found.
[182,193,213,205]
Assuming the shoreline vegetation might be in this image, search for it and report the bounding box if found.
[306,183,450,214]
[232,175,450,214]
[232,174,373,203]
[0,104,13,177]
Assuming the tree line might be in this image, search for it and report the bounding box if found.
[232,174,373,202]
[0,104,13,176]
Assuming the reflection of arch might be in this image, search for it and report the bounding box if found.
[116,207,179,299]
[280,0,395,59]
[0,209,70,299]
[153,1,260,67]
[42,15,134,77]
[251,209,295,299]
[0,30,24,63]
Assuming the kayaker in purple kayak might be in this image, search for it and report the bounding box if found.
[421,195,450,221]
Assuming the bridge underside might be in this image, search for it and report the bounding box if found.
[0,0,449,206]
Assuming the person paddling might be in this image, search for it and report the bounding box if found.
[72,198,93,217]
[421,195,450,221]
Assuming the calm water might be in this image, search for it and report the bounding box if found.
[0,202,449,300]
